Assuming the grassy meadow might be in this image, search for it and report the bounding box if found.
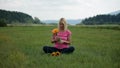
[0,25,120,68]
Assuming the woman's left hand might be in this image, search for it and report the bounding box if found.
[59,40,64,43]
[60,40,70,44]
[60,40,67,43]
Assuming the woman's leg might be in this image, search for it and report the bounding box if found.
[43,46,59,53]
[61,46,75,54]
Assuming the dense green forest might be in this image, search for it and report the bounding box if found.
[81,13,120,25]
[0,9,43,25]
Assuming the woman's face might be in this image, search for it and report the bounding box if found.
[59,22,64,30]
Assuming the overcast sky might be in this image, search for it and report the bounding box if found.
[0,0,120,20]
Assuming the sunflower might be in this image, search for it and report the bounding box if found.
[51,51,61,56]
[56,51,61,56]
[51,52,56,56]
[52,28,59,34]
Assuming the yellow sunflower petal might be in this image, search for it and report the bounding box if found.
[52,28,59,34]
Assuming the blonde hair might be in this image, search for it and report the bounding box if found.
[58,18,68,31]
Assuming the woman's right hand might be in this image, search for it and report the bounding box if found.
[51,39,56,43]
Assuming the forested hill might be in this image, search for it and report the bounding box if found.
[0,9,42,24]
[81,13,120,25]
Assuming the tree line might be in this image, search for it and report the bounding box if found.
[81,13,120,25]
[0,9,44,26]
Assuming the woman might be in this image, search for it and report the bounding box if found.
[43,18,75,54]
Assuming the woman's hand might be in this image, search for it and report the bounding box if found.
[51,36,60,43]
[57,39,70,44]
[51,39,56,43]
[52,36,70,44]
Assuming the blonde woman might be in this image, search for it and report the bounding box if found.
[43,18,75,53]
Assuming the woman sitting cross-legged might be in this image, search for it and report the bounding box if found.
[43,18,75,54]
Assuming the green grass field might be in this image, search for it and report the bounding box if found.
[0,26,120,68]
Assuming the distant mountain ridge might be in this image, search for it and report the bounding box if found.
[43,19,81,25]
[109,10,120,15]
